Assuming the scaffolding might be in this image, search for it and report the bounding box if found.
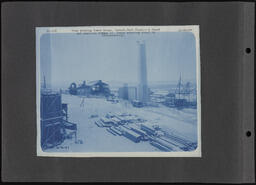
[40,91,77,150]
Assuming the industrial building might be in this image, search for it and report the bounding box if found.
[162,93,176,107]
[76,81,91,95]
[118,83,128,100]
[87,80,110,96]
[118,83,138,101]
[69,80,110,96]
[127,87,138,101]
[162,75,197,109]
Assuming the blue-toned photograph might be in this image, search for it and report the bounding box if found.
[37,26,200,156]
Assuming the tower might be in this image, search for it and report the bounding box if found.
[40,34,52,89]
[137,41,149,103]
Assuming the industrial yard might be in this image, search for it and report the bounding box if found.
[45,93,198,152]
[39,33,199,154]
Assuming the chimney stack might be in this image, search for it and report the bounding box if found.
[137,41,149,103]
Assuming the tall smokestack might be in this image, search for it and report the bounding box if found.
[137,41,149,103]
[40,34,52,89]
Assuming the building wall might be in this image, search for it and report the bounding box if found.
[118,86,137,101]
[128,87,137,101]
[118,86,128,100]
[77,88,91,96]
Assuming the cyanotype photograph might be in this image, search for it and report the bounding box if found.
[36,26,201,157]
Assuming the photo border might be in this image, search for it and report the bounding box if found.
[36,25,201,157]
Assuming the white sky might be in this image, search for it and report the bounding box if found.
[40,31,197,87]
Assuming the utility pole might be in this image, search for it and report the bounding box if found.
[43,74,46,89]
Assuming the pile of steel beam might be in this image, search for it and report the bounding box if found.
[94,112,196,152]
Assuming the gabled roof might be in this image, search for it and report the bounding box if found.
[87,80,108,86]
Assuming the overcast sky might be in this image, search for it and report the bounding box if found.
[40,31,197,87]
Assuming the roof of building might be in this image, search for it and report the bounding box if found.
[87,80,108,86]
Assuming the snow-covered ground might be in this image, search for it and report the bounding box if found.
[46,94,198,152]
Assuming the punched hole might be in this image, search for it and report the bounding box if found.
[246,131,251,137]
[245,48,251,54]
